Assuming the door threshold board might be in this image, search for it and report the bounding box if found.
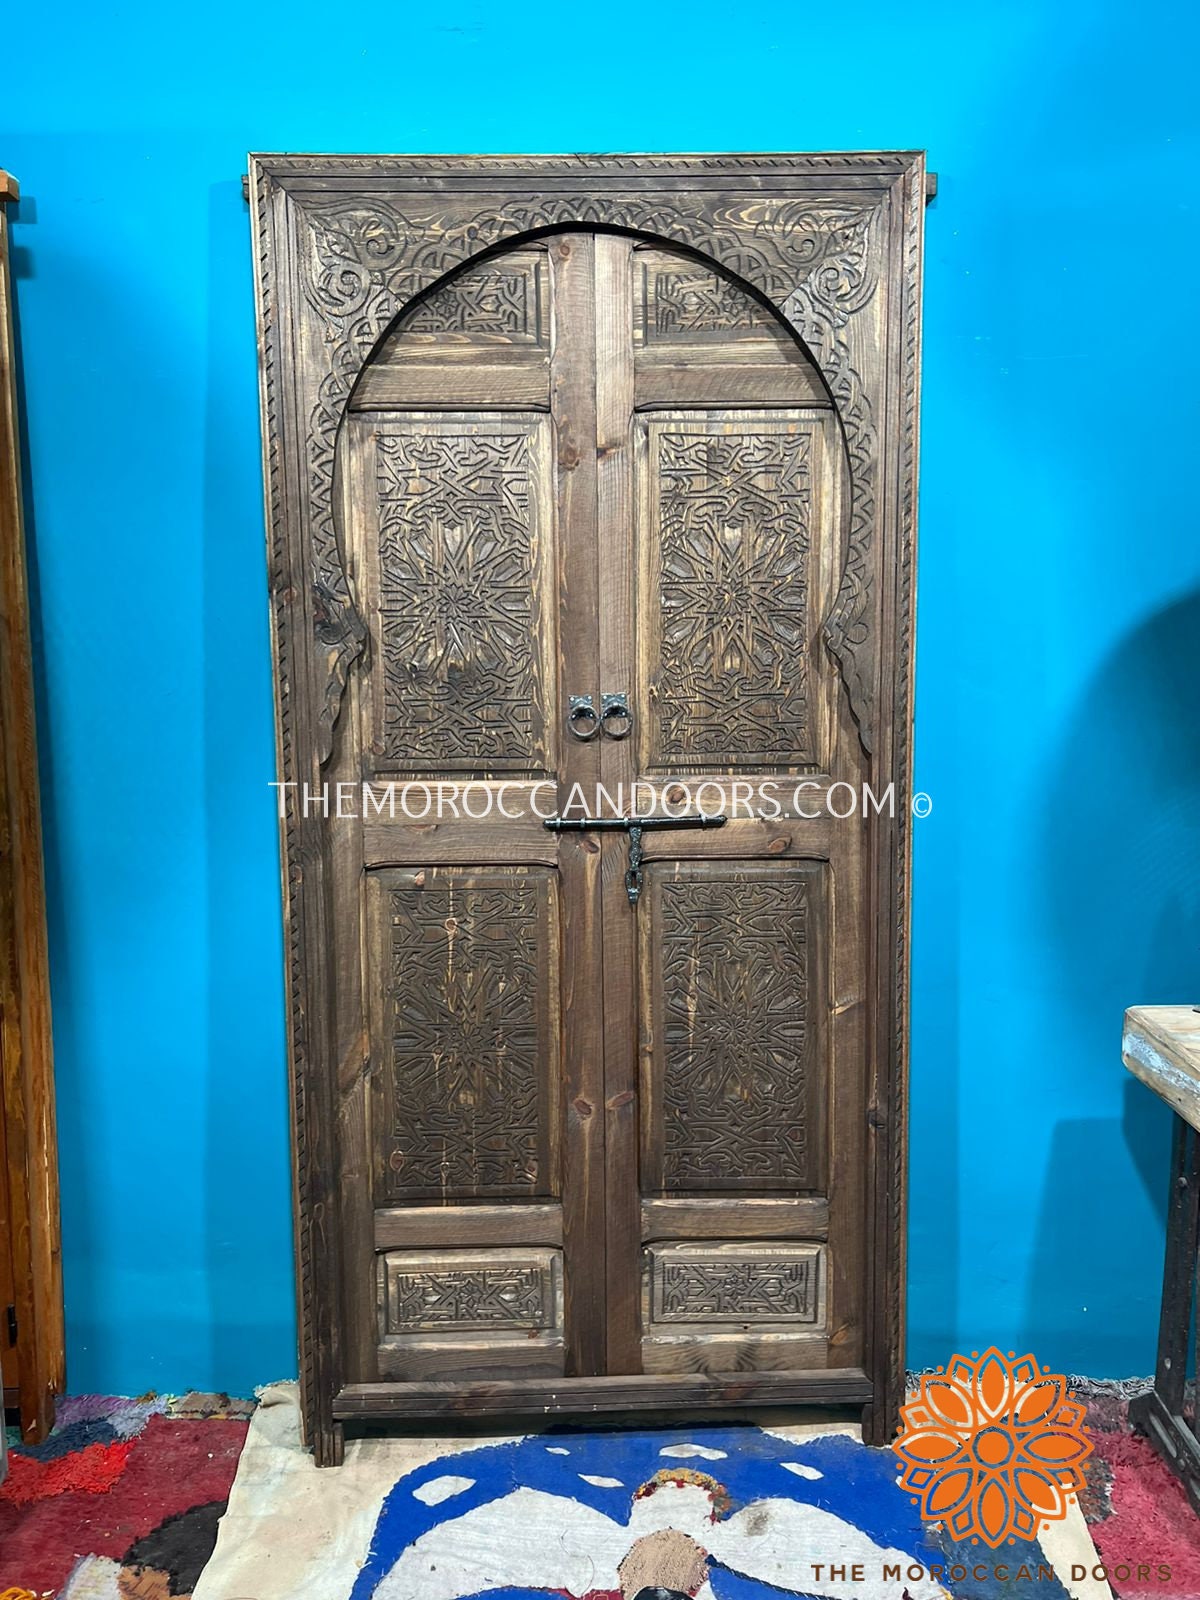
[333,1368,872,1419]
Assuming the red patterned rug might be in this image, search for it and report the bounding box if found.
[1,1392,251,1598]
[1080,1393,1200,1600]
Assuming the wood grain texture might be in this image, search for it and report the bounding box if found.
[594,236,641,1373]
[375,1203,564,1250]
[549,233,609,1378]
[376,1244,565,1381]
[1124,1005,1200,1133]
[0,170,63,1443]
[332,1365,873,1418]
[249,152,924,1458]
[367,866,561,1203]
[638,861,829,1198]
[641,1196,829,1242]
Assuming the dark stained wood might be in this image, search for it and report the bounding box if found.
[375,1203,563,1250]
[0,169,63,1445]
[859,159,924,1445]
[641,1196,829,1241]
[352,367,549,411]
[249,153,924,1461]
[332,1365,873,1418]
[635,364,831,410]
[594,236,641,1374]
[254,171,348,1468]
[549,233,610,1378]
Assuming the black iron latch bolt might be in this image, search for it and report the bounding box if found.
[543,813,728,906]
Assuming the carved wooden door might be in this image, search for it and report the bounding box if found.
[251,153,923,1464]
[334,231,866,1397]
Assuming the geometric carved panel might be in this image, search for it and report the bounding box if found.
[372,866,560,1202]
[398,254,547,343]
[635,254,778,343]
[643,1242,825,1329]
[641,862,825,1193]
[370,417,553,772]
[378,1248,563,1336]
[640,417,818,769]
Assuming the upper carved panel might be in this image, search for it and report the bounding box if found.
[368,418,553,773]
[394,250,548,344]
[641,420,817,769]
[635,254,778,344]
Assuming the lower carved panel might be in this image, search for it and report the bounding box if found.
[643,1242,826,1330]
[641,862,827,1193]
[376,1247,566,1382]
[378,1248,562,1336]
[370,866,560,1202]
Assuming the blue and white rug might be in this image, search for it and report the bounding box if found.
[191,1383,1110,1600]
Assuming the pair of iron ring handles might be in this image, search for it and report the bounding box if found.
[567,692,633,742]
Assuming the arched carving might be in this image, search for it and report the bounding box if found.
[288,192,885,759]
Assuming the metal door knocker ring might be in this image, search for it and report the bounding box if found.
[567,695,601,740]
[600,692,633,741]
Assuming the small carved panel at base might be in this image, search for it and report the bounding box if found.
[376,1246,566,1382]
[644,1242,826,1330]
[379,1247,563,1335]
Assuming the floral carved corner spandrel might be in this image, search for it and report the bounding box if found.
[288,185,887,762]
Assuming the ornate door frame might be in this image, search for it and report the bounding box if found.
[249,152,925,1463]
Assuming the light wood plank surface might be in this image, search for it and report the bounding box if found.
[1124,1006,1200,1132]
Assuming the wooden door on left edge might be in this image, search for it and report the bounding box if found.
[331,239,610,1384]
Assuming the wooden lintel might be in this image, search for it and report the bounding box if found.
[0,172,19,205]
[242,168,939,205]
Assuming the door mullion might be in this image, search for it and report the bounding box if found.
[550,234,608,1376]
[593,236,641,1373]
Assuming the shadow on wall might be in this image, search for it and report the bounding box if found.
[1028,589,1200,1374]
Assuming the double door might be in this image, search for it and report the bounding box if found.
[331,231,869,1389]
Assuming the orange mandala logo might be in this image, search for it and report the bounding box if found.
[893,1347,1093,1547]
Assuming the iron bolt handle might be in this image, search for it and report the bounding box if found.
[543,813,727,907]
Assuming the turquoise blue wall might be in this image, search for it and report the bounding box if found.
[3,1,1197,1395]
